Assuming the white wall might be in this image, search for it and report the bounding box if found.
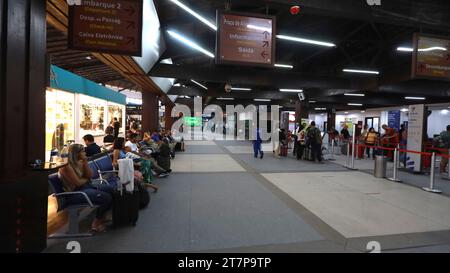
[427,110,450,137]
[309,114,327,132]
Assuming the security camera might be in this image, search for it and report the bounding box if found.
[225,84,232,93]
[298,92,305,101]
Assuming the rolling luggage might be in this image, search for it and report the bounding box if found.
[112,187,139,228]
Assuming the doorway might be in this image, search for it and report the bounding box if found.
[365,117,380,133]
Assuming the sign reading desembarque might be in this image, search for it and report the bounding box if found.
[68,0,143,56]
[412,34,450,80]
[216,11,276,66]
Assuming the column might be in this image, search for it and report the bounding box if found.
[164,103,174,131]
[327,111,336,131]
[295,101,309,126]
[0,0,48,252]
[142,91,159,133]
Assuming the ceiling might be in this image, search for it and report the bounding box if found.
[152,0,450,112]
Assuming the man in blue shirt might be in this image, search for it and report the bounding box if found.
[83,134,101,157]
[253,128,264,159]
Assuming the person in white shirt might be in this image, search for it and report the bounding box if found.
[125,133,139,152]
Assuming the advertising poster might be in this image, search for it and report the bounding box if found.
[388,110,401,131]
[406,104,425,172]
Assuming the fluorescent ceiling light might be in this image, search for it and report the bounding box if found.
[280,89,303,93]
[231,87,252,91]
[344,93,365,97]
[169,0,217,31]
[343,69,379,75]
[315,108,327,111]
[254,99,271,102]
[348,103,363,106]
[344,112,349,114]
[401,108,409,112]
[274,64,294,69]
[247,24,271,33]
[86,56,92,60]
[277,34,336,47]
[397,46,447,52]
[309,101,316,103]
[167,30,215,58]
[361,111,366,113]
[190,79,208,90]
[405,96,426,100]
[217,97,234,100]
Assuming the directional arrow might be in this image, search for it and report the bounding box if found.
[261,51,269,59]
[263,31,270,39]
[124,6,136,16]
[125,37,135,45]
[126,21,135,30]
[262,41,269,47]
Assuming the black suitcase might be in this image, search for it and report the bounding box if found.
[112,188,139,228]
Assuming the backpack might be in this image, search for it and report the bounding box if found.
[136,182,150,210]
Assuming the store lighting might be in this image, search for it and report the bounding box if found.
[441,109,449,115]
[401,108,409,112]
[274,64,294,69]
[276,34,336,47]
[279,89,303,93]
[86,56,92,60]
[361,111,366,113]
[343,69,379,75]
[405,96,426,100]
[231,87,252,91]
[190,79,208,90]
[348,103,363,106]
[167,30,215,58]
[345,112,349,114]
[254,99,271,102]
[397,46,447,52]
[314,108,327,111]
[247,24,272,33]
[217,97,234,100]
[169,0,217,31]
[344,93,365,97]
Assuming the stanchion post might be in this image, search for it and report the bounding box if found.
[329,139,336,161]
[388,148,402,182]
[347,124,357,170]
[422,152,442,194]
[396,144,401,169]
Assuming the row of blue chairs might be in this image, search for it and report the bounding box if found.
[48,152,119,238]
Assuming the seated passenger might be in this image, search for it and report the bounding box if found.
[83,134,101,157]
[103,126,115,146]
[58,144,113,232]
[158,138,172,172]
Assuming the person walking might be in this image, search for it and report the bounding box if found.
[253,128,264,159]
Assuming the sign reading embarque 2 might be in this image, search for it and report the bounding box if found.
[216,11,276,67]
[68,0,143,56]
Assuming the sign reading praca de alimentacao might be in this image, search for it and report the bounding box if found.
[68,0,143,56]
[412,34,450,80]
[216,11,276,67]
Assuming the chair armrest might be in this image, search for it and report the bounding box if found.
[98,170,119,174]
[91,178,110,185]
[53,191,95,207]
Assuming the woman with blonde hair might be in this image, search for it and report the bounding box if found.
[58,144,113,232]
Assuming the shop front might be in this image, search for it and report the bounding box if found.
[46,65,126,160]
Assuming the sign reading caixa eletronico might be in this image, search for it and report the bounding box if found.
[412,33,450,81]
[68,0,143,56]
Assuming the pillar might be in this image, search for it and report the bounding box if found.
[142,91,159,133]
[295,101,309,126]
[327,110,336,131]
[164,103,174,131]
[0,0,48,252]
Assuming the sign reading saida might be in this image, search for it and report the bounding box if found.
[68,0,143,56]
[216,11,276,67]
[412,33,450,80]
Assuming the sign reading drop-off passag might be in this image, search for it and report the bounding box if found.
[68,0,143,56]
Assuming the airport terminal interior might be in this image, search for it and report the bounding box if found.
[2,0,450,255]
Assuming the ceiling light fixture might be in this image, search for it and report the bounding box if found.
[397,46,447,52]
[190,79,208,90]
[167,30,215,58]
[309,101,317,103]
[254,99,271,102]
[314,108,327,111]
[274,64,294,69]
[169,0,217,31]
[86,56,92,60]
[344,93,365,97]
[217,97,234,100]
[279,89,303,93]
[344,112,349,114]
[276,34,336,47]
[343,69,379,75]
[231,87,252,91]
[405,96,426,100]
[401,108,409,112]
[348,103,363,106]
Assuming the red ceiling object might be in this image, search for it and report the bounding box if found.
[290,5,301,15]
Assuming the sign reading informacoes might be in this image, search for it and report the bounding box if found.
[216,11,276,66]
[412,34,450,80]
[407,104,425,172]
[68,0,143,56]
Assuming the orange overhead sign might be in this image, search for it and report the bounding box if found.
[412,34,450,80]
[216,11,276,67]
[68,0,143,56]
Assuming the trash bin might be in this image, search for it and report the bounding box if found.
[374,155,387,178]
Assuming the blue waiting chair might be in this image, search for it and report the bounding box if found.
[93,154,119,188]
[48,173,98,238]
